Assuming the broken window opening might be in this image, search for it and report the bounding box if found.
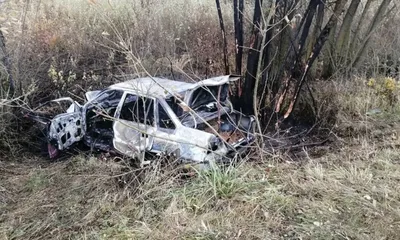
[120,94,155,126]
[165,96,184,117]
[158,103,176,130]
[87,89,124,119]
[94,89,124,104]
[190,85,228,111]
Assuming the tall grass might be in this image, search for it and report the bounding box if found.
[2,0,237,101]
[2,139,400,239]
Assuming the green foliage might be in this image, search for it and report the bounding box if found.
[197,166,245,199]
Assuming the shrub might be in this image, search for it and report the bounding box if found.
[367,76,399,106]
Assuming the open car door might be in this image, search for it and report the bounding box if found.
[48,101,84,153]
[112,93,155,158]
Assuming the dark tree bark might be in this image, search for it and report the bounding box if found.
[260,16,275,90]
[241,0,263,113]
[309,2,325,56]
[215,0,230,75]
[297,0,320,59]
[233,0,244,101]
[259,1,279,121]
[307,2,325,78]
[274,0,320,113]
[0,28,14,97]
[321,20,338,78]
[269,0,298,105]
[283,0,348,118]
[233,0,244,76]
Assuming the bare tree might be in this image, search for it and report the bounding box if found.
[0,27,14,97]
[336,0,362,61]
[241,0,263,113]
[216,0,230,75]
[213,0,394,126]
[348,0,375,56]
[321,0,394,75]
[282,0,348,118]
[352,0,392,68]
[233,0,244,76]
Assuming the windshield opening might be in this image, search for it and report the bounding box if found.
[190,85,228,110]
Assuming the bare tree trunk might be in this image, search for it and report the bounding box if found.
[349,0,375,56]
[233,0,244,103]
[215,0,230,75]
[0,28,15,97]
[242,0,263,113]
[321,22,337,78]
[297,0,320,58]
[259,14,276,120]
[283,0,348,118]
[307,2,324,58]
[307,2,325,78]
[269,0,298,104]
[254,0,276,114]
[336,0,361,62]
[233,0,244,75]
[352,0,392,68]
[275,0,320,113]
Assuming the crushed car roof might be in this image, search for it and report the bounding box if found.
[109,75,239,98]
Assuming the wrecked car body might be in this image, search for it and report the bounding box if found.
[26,75,256,167]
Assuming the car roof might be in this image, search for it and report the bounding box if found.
[109,77,196,98]
[108,75,240,98]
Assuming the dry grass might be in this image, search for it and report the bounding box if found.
[1,122,400,239]
[1,0,239,99]
[2,91,400,240]
[1,79,400,239]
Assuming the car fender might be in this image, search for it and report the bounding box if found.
[175,126,223,163]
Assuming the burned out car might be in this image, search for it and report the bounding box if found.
[26,75,256,167]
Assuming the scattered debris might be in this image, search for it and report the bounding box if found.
[366,108,382,116]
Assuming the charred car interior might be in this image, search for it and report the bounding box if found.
[26,75,256,168]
